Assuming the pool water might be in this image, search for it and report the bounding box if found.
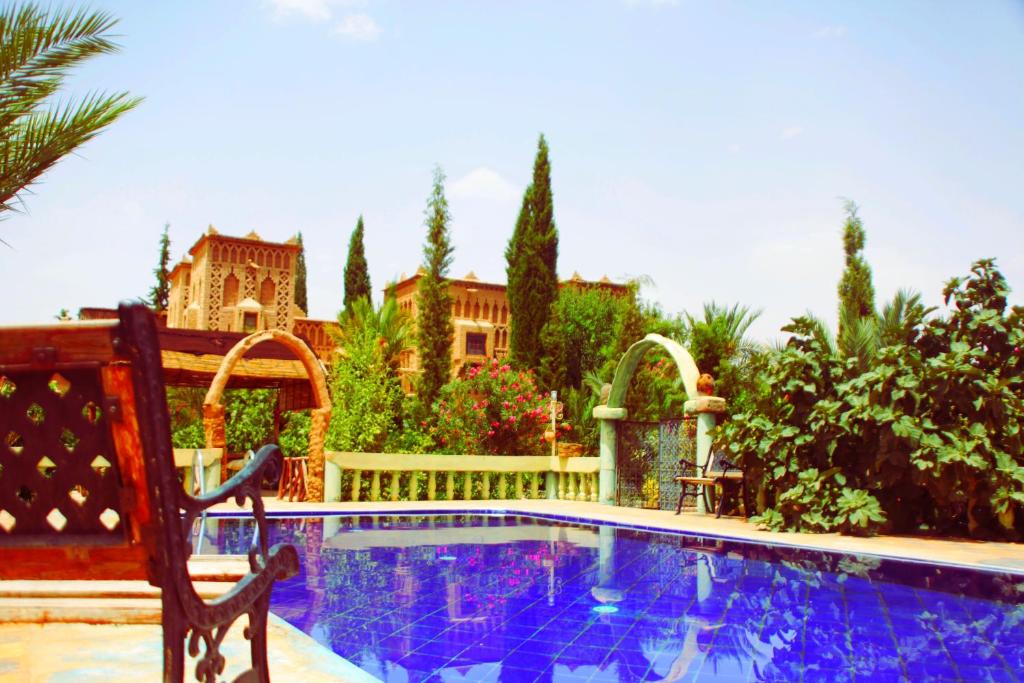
[205,514,1024,682]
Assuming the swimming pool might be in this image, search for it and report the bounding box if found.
[205,514,1024,682]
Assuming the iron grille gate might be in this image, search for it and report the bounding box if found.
[615,418,696,509]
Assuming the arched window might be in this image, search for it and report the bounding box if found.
[259,277,275,306]
[455,300,463,317]
[500,305,508,324]
[491,302,498,323]
[483,303,490,321]
[473,302,480,319]
[223,274,239,307]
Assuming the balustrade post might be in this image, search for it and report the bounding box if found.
[497,473,507,499]
[446,472,455,500]
[370,471,381,502]
[428,471,437,501]
[463,472,473,501]
[350,469,362,502]
[390,471,400,501]
[531,473,540,499]
[409,471,419,501]
[515,472,524,499]
[482,472,491,500]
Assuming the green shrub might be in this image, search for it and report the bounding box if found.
[721,260,1024,539]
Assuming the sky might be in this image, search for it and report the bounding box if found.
[2,0,1023,343]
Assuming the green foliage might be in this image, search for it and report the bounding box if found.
[343,215,372,311]
[837,201,876,349]
[277,411,311,459]
[432,360,548,455]
[539,285,634,391]
[294,232,308,313]
[148,223,171,312]
[326,302,404,453]
[415,166,454,408]
[167,387,205,448]
[333,296,411,374]
[681,301,763,413]
[506,134,559,369]
[0,4,141,217]
[223,389,276,454]
[723,259,1024,539]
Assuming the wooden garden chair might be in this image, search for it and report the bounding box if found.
[0,302,299,682]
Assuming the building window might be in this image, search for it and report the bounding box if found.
[243,312,258,333]
[259,277,275,305]
[223,274,239,307]
[466,332,486,356]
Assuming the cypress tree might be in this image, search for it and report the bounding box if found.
[505,134,559,369]
[343,215,372,310]
[294,231,308,314]
[148,223,171,312]
[416,166,455,408]
[837,200,876,339]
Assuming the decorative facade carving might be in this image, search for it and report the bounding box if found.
[166,229,337,360]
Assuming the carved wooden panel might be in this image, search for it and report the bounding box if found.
[0,368,125,539]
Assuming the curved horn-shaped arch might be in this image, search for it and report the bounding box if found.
[202,329,331,501]
[607,333,700,409]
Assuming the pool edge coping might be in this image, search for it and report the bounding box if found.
[206,505,1024,577]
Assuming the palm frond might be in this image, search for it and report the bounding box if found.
[0,4,139,219]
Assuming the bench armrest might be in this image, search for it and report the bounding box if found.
[179,443,282,574]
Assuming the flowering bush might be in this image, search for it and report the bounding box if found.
[433,359,549,455]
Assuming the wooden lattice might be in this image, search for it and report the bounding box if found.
[0,369,123,538]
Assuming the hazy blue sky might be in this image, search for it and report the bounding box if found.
[3,0,1022,342]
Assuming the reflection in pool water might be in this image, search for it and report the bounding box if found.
[206,514,1024,682]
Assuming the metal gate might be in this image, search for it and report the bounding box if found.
[615,418,696,509]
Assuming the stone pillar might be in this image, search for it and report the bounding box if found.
[683,395,726,514]
[324,459,342,502]
[593,405,627,506]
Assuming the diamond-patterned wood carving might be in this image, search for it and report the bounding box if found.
[0,369,125,537]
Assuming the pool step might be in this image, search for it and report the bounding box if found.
[0,556,250,624]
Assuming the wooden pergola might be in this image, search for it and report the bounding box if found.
[158,327,322,412]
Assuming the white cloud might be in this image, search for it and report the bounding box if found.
[623,0,679,7]
[450,167,520,204]
[781,126,803,140]
[266,0,367,23]
[333,13,381,41]
[267,0,332,22]
[815,25,847,39]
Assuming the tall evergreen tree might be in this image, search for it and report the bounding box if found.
[837,200,876,343]
[416,167,455,409]
[343,215,372,310]
[294,231,308,314]
[148,223,171,312]
[505,134,559,369]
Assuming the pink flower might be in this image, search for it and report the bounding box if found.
[508,416,516,423]
[491,421,500,428]
[487,430,495,437]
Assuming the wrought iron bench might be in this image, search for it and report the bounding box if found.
[0,303,299,682]
[674,445,747,518]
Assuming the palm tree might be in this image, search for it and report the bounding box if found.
[803,289,932,367]
[683,302,763,373]
[331,297,412,374]
[1,4,141,218]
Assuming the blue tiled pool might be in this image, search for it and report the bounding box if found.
[205,514,1024,682]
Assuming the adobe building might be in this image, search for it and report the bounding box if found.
[387,270,628,393]
[165,227,336,360]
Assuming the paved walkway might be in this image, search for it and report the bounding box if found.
[215,497,1024,574]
